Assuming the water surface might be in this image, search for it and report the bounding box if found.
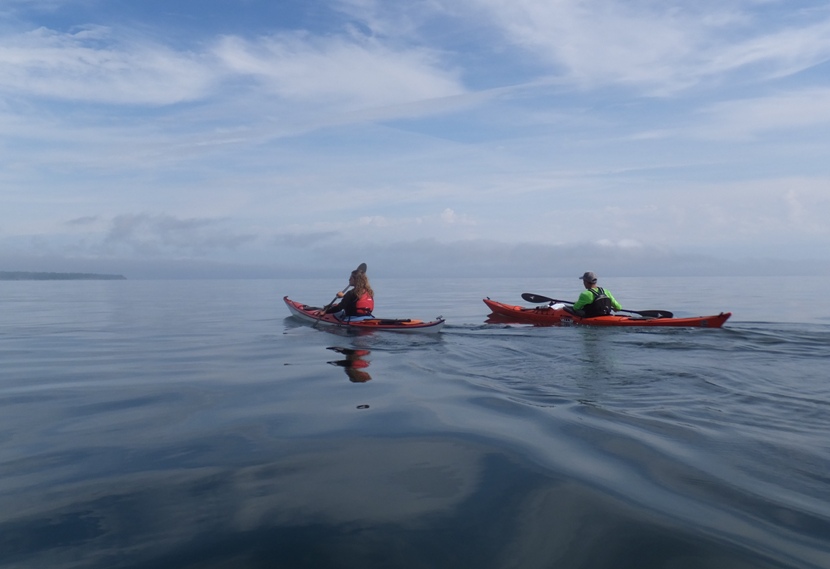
[1,277,828,568]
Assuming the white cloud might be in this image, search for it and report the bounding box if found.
[462,0,830,92]
[597,239,644,249]
[618,178,830,246]
[0,26,217,104]
[476,0,694,85]
[0,20,465,114]
[440,208,475,225]
[440,208,457,223]
[358,216,391,227]
[694,88,830,139]
[706,17,830,80]
[213,33,464,111]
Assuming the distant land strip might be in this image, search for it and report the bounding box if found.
[0,271,126,281]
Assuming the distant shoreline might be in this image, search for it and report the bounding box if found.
[0,271,127,281]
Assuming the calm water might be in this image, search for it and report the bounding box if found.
[1,277,829,569]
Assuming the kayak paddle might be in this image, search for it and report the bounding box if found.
[521,292,673,319]
[317,263,368,322]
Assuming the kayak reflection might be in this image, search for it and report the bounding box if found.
[327,346,372,383]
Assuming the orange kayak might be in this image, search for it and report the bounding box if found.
[484,298,731,328]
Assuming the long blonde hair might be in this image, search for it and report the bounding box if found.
[351,271,374,298]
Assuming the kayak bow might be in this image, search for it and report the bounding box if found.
[284,296,445,333]
[484,298,731,328]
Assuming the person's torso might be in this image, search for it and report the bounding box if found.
[583,287,613,317]
[343,291,374,316]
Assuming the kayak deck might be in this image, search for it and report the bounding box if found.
[284,296,445,333]
[484,298,731,328]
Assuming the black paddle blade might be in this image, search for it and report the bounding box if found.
[355,263,367,274]
[522,293,572,305]
[522,292,554,304]
[632,310,674,318]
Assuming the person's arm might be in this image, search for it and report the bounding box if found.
[325,290,351,313]
[607,291,622,311]
[572,290,592,310]
[328,290,357,314]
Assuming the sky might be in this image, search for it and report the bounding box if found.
[1,0,830,278]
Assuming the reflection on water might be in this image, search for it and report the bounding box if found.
[0,432,812,569]
[0,436,486,569]
[327,346,372,382]
[485,314,545,326]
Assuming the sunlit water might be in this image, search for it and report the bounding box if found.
[1,277,828,568]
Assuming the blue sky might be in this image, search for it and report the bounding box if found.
[2,0,829,278]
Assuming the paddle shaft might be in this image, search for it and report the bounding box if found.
[521,292,673,319]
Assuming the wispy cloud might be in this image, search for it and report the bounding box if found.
[65,215,101,226]
[213,33,465,111]
[706,16,830,80]
[1,19,466,114]
[0,26,217,104]
[694,88,830,139]
[460,0,830,92]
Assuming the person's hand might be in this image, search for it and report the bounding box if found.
[336,291,345,298]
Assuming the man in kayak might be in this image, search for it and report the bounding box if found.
[323,269,375,321]
[570,271,622,317]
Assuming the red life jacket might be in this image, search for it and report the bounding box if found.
[355,293,374,315]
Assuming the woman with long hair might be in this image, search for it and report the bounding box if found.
[324,268,375,320]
